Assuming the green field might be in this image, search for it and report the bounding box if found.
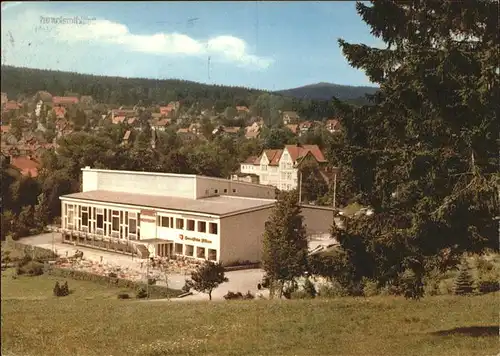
[1,268,498,356]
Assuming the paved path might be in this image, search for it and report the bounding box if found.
[19,233,269,300]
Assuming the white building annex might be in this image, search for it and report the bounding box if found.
[59,167,277,263]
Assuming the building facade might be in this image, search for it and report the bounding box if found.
[237,144,328,191]
[60,168,277,262]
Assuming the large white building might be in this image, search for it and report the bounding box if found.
[59,167,277,263]
[236,144,329,191]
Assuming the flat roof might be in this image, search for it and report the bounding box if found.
[60,190,275,217]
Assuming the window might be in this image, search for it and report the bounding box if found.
[175,243,183,254]
[232,189,236,193]
[281,172,286,180]
[161,216,169,227]
[186,219,195,231]
[286,172,292,180]
[208,249,217,261]
[286,163,292,169]
[129,218,136,234]
[214,189,218,194]
[81,209,89,227]
[112,216,119,231]
[223,189,227,193]
[185,245,194,256]
[176,218,184,229]
[96,214,104,229]
[196,247,206,259]
[197,221,206,233]
[260,164,267,171]
[209,222,218,234]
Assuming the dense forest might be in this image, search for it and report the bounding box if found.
[276,82,378,101]
[0,66,373,120]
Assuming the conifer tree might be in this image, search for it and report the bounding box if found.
[454,261,475,295]
[334,0,499,298]
[262,190,309,298]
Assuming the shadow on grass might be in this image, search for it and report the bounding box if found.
[431,326,498,337]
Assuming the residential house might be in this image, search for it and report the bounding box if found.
[111,116,128,125]
[10,155,41,177]
[236,106,250,114]
[244,122,261,139]
[231,156,260,184]
[189,123,202,136]
[151,118,171,132]
[325,119,342,134]
[298,121,315,136]
[122,130,131,145]
[176,128,197,141]
[286,124,299,135]
[52,96,79,107]
[35,100,44,118]
[55,119,73,138]
[282,111,299,125]
[53,106,67,120]
[2,100,22,113]
[238,144,328,191]
[212,125,241,137]
[110,109,136,123]
[160,106,174,117]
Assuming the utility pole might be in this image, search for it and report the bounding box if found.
[333,172,337,210]
[298,171,302,205]
[146,243,150,300]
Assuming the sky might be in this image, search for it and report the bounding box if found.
[1,1,383,91]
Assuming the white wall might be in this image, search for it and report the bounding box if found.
[195,176,275,199]
[82,168,196,199]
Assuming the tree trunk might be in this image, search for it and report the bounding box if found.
[208,291,212,300]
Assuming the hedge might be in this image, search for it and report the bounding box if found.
[47,267,182,299]
[4,240,58,261]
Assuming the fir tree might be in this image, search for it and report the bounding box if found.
[454,261,475,295]
[262,190,309,298]
[334,0,499,299]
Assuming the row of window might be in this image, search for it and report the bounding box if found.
[156,243,217,260]
[157,216,218,234]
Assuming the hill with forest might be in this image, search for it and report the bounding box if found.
[1,66,373,108]
[276,82,379,101]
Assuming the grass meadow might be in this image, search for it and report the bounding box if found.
[1,266,498,356]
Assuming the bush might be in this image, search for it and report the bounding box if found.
[317,279,350,298]
[118,292,130,299]
[53,281,70,297]
[303,278,317,298]
[136,287,148,299]
[243,291,255,300]
[362,278,379,297]
[223,291,243,300]
[17,261,44,276]
[478,280,500,294]
[291,290,311,299]
[147,278,156,286]
[182,280,191,293]
[108,272,118,278]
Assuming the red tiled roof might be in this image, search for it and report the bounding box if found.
[112,116,127,124]
[4,101,22,110]
[285,144,327,163]
[223,126,240,133]
[160,106,174,115]
[53,106,66,119]
[262,149,283,166]
[112,109,135,117]
[155,118,171,126]
[286,124,298,134]
[244,156,258,164]
[326,119,341,130]
[10,156,40,177]
[127,117,137,125]
[52,96,79,105]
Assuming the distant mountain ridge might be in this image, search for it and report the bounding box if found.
[275,82,379,101]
